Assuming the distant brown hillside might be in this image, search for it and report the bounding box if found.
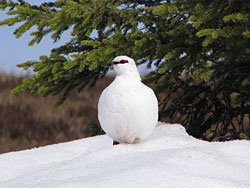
[0,73,114,154]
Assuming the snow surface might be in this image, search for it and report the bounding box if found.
[0,122,250,188]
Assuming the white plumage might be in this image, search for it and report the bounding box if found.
[98,56,158,144]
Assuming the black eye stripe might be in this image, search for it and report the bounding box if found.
[113,59,128,65]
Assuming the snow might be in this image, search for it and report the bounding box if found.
[0,122,250,188]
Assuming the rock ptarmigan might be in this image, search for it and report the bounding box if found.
[98,56,158,145]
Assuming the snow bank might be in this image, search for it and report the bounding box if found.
[0,122,250,188]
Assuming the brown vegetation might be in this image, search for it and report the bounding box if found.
[0,73,113,154]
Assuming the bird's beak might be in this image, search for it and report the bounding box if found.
[112,61,120,65]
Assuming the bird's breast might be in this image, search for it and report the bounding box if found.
[99,79,157,116]
[98,78,158,143]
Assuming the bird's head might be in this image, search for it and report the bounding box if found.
[111,56,141,80]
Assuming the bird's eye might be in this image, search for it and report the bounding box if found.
[120,60,128,63]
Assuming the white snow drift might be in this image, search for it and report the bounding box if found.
[0,122,250,188]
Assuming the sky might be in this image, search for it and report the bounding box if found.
[0,0,150,76]
[0,0,71,75]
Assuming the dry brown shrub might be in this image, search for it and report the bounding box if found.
[0,73,113,154]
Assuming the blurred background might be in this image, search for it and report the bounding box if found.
[0,0,104,154]
[0,74,114,154]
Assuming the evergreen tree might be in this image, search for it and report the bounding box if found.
[0,0,249,140]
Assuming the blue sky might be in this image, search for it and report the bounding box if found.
[0,0,71,75]
[0,0,150,75]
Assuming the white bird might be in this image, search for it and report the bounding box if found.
[98,56,158,145]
